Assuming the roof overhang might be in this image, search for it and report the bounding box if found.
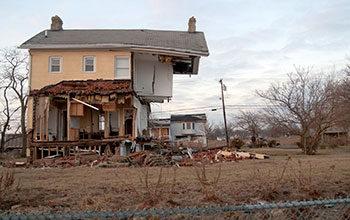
[18,43,209,57]
[138,95,171,103]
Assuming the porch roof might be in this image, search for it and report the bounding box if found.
[30,79,133,96]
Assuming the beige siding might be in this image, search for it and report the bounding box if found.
[30,50,131,90]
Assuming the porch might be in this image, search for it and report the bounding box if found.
[27,79,147,162]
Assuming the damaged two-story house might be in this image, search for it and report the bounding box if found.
[19,16,209,160]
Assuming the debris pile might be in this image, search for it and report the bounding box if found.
[1,147,269,168]
[179,149,269,166]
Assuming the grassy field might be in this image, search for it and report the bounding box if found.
[1,145,350,214]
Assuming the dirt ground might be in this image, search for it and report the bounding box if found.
[1,145,350,214]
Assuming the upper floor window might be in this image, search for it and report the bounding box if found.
[183,122,194,130]
[115,56,130,79]
[49,56,62,73]
[83,56,96,73]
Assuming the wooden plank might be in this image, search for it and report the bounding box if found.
[132,108,137,139]
[102,103,116,111]
[48,147,51,156]
[63,146,66,157]
[104,111,109,138]
[40,97,45,140]
[45,98,50,141]
[32,97,38,141]
[41,147,44,159]
[70,103,84,116]
[98,145,101,155]
[101,96,109,103]
[67,97,71,141]
[56,146,59,155]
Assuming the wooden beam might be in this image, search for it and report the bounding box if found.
[40,97,45,140]
[104,111,109,138]
[34,147,37,160]
[63,146,66,157]
[132,108,137,140]
[32,97,38,141]
[72,97,99,111]
[45,98,50,141]
[67,96,71,141]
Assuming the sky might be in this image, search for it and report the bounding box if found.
[1,0,349,124]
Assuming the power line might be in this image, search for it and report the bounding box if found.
[151,104,276,114]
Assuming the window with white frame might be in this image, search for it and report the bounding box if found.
[114,56,130,79]
[49,57,62,73]
[183,122,194,130]
[83,56,96,72]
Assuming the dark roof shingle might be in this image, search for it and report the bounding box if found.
[171,114,207,122]
[30,79,133,96]
[20,29,209,56]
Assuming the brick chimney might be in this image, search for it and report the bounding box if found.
[51,15,63,31]
[188,16,196,33]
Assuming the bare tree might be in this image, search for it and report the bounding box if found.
[235,111,264,139]
[0,48,28,156]
[0,82,20,152]
[204,121,213,144]
[257,68,340,155]
[335,63,350,143]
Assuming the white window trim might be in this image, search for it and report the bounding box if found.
[114,56,131,79]
[49,56,62,73]
[182,122,194,130]
[83,56,96,73]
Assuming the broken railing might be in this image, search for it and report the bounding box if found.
[1,197,349,219]
[28,138,123,161]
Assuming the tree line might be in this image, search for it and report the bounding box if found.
[207,67,349,155]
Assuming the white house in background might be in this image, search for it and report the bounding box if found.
[170,114,207,147]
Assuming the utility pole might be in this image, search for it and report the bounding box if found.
[219,79,230,148]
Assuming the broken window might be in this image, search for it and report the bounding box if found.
[49,56,62,73]
[115,56,130,79]
[83,56,96,72]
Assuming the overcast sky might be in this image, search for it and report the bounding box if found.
[1,0,349,124]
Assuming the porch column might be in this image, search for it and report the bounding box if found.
[67,96,71,141]
[104,111,109,138]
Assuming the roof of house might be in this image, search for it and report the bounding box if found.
[19,29,209,56]
[30,79,133,96]
[149,118,171,127]
[171,114,207,122]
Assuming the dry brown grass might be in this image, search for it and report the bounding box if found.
[1,145,350,213]
[0,169,21,209]
[193,159,223,203]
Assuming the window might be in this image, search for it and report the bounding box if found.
[83,56,96,72]
[115,56,130,79]
[183,122,194,130]
[49,57,62,73]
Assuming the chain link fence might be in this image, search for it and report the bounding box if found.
[1,198,349,219]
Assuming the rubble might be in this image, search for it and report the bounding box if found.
[1,145,270,168]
